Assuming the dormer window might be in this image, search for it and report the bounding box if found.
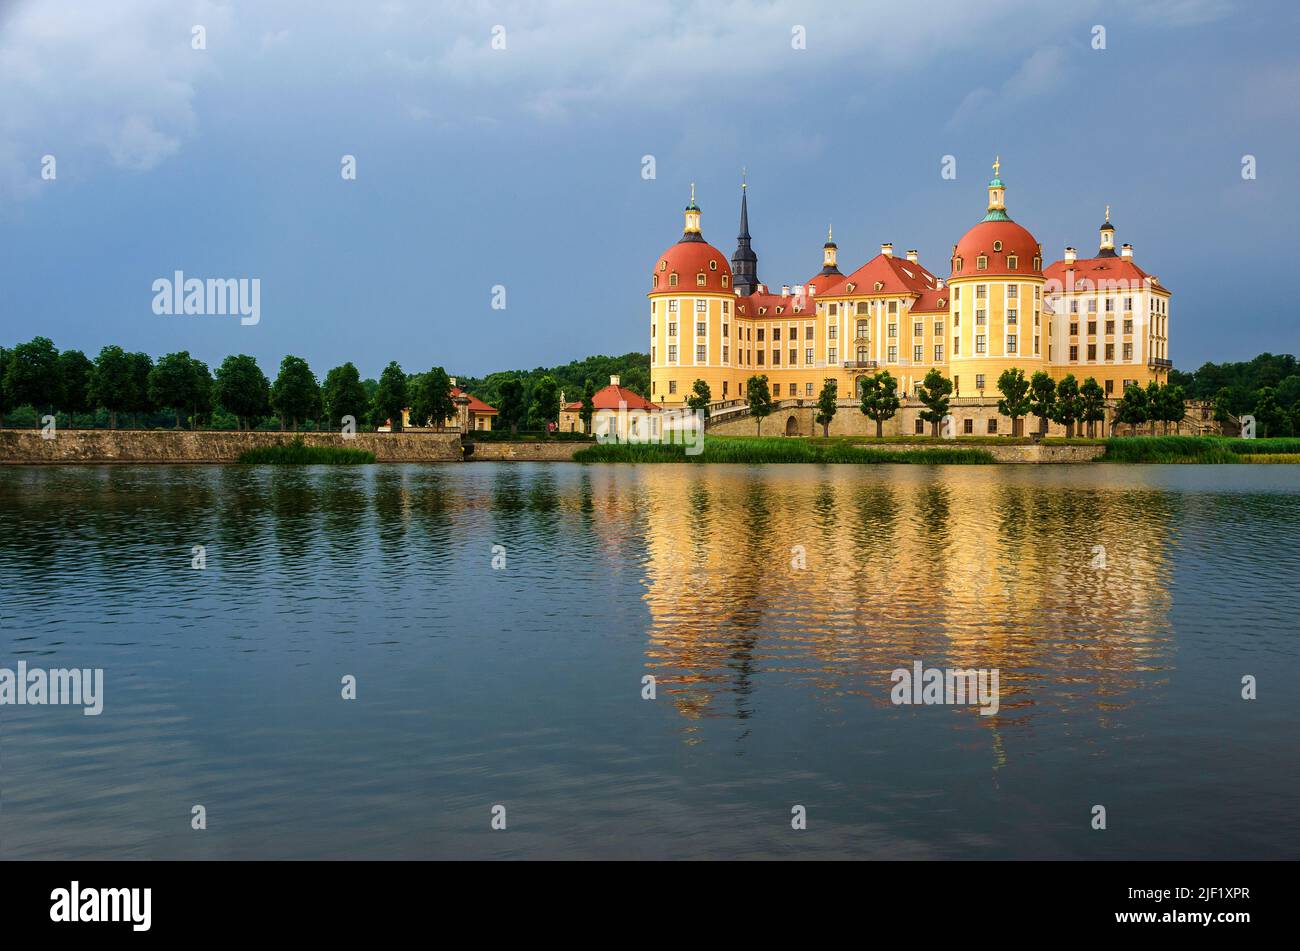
[847,283,856,292]
[759,307,767,315]
[669,273,678,286]
[977,255,988,270]
[1006,255,1018,269]
[1032,255,1041,271]
[874,281,884,291]
[993,240,1003,252]
[659,261,667,271]
[954,256,963,273]
[709,260,718,271]
[652,275,658,289]
[722,274,730,288]
[696,273,707,286]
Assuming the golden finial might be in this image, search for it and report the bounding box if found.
[992,155,1001,176]
[1105,204,1110,223]
[827,223,834,242]
[741,166,747,189]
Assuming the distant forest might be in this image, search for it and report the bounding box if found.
[457,352,650,407]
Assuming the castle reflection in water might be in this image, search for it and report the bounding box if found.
[628,465,1175,742]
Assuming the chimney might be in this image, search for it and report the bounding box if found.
[1064,246,1077,264]
[610,374,620,387]
[906,249,918,263]
[1121,243,1133,259]
[449,377,457,387]
[781,284,790,295]
[881,243,894,257]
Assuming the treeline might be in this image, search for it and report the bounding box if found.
[0,337,642,434]
[0,336,459,432]
[1169,352,1300,436]
[458,352,649,408]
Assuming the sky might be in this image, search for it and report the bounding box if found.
[1,0,1297,380]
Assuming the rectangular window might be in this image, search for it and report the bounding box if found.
[722,345,729,362]
[888,324,898,338]
[856,301,868,314]
[1123,297,1132,311]
[1034,335,1040,355]
[668,300,678,312]
[772,350,780,365]
[696,345,706,361]
[1070,300,1078,313]
[790,348,797,365]
[806,325,814,340]
[934,321,944,336]
[1007,334,1017,354]
[668,322,677,337]
[829,304,838,315]
[934,344,944,362]
[913,321,923,337]
[964,418,973,434]
[828,326,837,339]
[696,321,706,336]
[1105,298,1114,312]
[696,299,706,312]
[976,309,987,324]
[773,327,781,341]
[773,383,780,397]
[887,345,897,362]
[1105,343,1115,360]
[668,345,678,362]
[828,347,837,363]
[1088,344,1097,360]
[888,301,898,314]
[1007,284,1018,299]
[757,351,765,365]
[757,328,765,341]
[1123,319,1133,334]
[1088,321,1097,335]
[975,373,986,390]
[722,381,728,396]
[915,419,926,435]
[987,418,998,434]
[953,337,960,355]
[976,284,987,298]
[806,383,814,397]
[1069,345,1078,361]
[1069,322,1078,336]
[1123,342,1133,360]
[913,345,923,362]
[1105,379,1114,395]
[1088,299,1097,313]
[668,380,676,394]
[805,347,813,363]
[1007,308,1017,324]
[1105,320,1114,335]
[722,324,729,337]
[976,334,987,354]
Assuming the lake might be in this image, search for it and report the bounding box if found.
[1,462,1296,859]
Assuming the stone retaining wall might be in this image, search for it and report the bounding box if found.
[0,429,463,464]
[465,441,585,461]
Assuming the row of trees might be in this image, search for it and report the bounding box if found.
[728,367,1186,438]
[0,336,451,432]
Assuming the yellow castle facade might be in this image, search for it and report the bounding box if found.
[648,163,1172,410]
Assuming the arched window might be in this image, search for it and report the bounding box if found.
[696,273,706,286]
[977,255,988,270]
[1006,255,1018,269]
[652,275,658,289]
[954,257,963,273]
[669,273,678,287]
[722,274,730,288]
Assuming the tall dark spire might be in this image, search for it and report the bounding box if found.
[731,172,759,295]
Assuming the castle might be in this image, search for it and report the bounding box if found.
[647,161,1172,414]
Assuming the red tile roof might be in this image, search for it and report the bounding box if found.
[650,240,733,295]
[1042,256,1169,294]
[818,252,939,298]
[562,384,660,412]
[452,386,497,414]
[952,220,1042,278]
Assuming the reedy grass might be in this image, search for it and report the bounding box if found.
[238,438,376,464]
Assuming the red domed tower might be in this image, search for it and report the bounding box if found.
[946,158,1047,412]
[647,187,737,406]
